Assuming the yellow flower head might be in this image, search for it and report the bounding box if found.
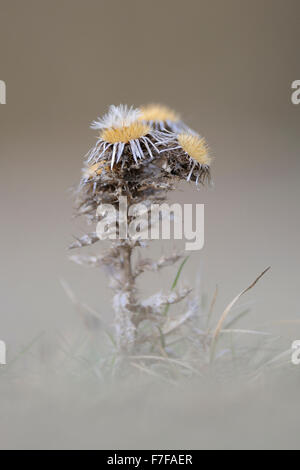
[139,104,186,133]
[100,122,150,144]
[177,133,211,166]
[88,105,160,168]
[139,104,180,123]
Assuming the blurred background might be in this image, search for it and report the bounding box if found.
[0,0,299,449]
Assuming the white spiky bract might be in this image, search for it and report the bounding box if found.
[91,105,141,130]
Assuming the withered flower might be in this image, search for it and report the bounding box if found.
[72,104,212,353]
[139,103,188,133]
[88,105,163,168]
[157,131,211,184]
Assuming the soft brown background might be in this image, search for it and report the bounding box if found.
[0,0,300,451]
[0,0,299,365]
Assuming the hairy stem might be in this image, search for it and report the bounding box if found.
[112,242,137,353]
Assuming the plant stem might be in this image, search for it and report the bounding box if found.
[113,242,137,353]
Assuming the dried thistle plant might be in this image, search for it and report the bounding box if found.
[70,104,211,354]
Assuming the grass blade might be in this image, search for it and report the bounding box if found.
[210,267,271,363]
[163,256,189,316]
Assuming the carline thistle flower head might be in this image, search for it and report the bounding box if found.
[87,105,162,170]
[158,130,211,183]
[139,103,189,133]
[83,104,212,186]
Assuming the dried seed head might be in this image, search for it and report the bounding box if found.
[177,133,211,166]
[156,131,211,184]
[100,122,150,144]
[87,105,161,169]
[79,104,212,202]
[140,104,180,123]
[139,103,187,132]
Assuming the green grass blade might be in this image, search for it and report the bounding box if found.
[163,256,189,316]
